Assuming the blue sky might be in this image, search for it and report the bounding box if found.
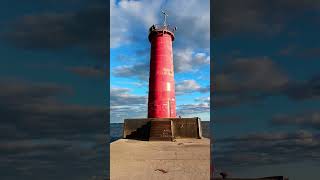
[110,0,210,123]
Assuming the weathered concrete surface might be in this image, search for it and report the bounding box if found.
[110,138,210,180]
[123,118,151,139]
[123,118,203,140]
[172,118,202,138]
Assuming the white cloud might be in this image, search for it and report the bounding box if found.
[177,103,210,116]
[176,80,200,91]
[194,52,210,64]
[174,48,193,72]
[112,63,149,80]
[110,86,148,122]
[110,0,162,48]
[174,48,210,72]
[176,96,210,118]
[165,0,210,49]
[176,79,209,95]
[195,96,210,104]
[110,0,210,50]
[110,87,147,106]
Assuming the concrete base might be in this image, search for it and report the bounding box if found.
[149,120,173,141]
[110,138,210,180]
[123,117,203,141]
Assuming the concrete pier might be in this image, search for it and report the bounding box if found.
[110,138,210,180]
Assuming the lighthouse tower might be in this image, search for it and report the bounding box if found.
[122,11,202,141]
[147,10,177,118]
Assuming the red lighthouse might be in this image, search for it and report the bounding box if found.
[147,11,177,118]
[123,11,202,141]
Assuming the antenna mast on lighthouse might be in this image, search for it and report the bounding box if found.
[161,9,168,26]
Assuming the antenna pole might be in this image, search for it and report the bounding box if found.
[161,10,168,26]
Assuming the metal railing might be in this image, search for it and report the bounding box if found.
[149,24,177,34]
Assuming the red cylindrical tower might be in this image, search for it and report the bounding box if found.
[147,24,177,118]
